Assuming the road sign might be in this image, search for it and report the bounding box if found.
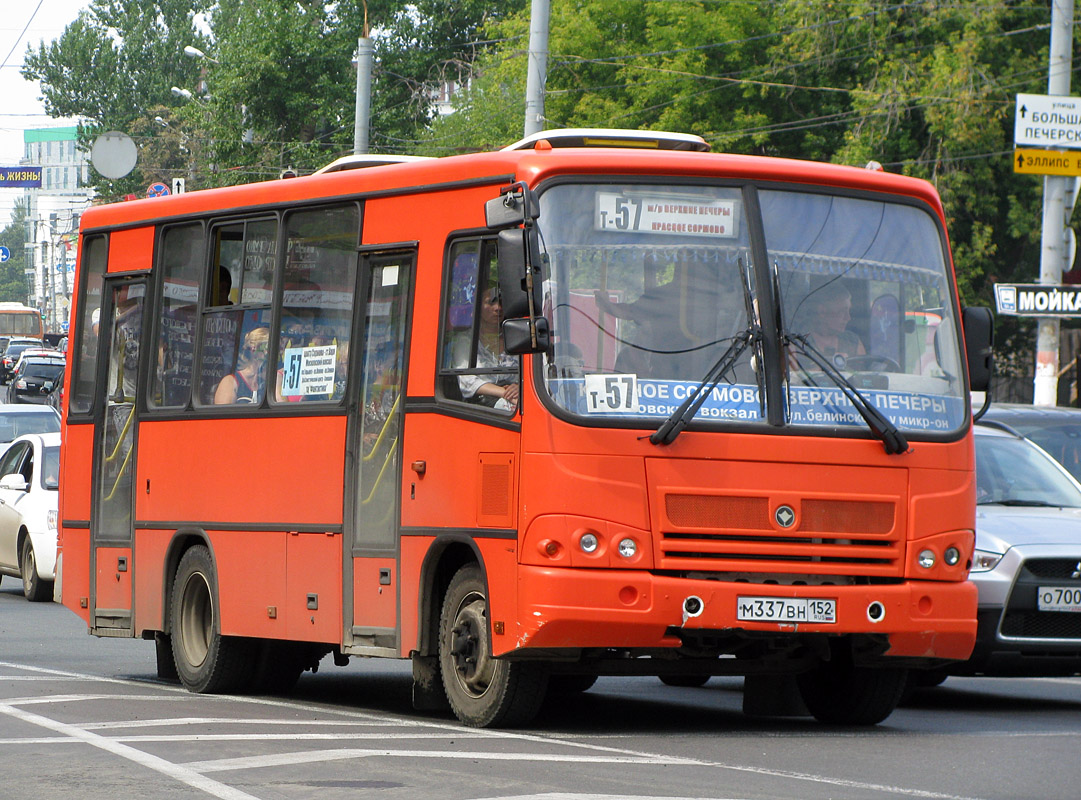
[1013,148,1081,176]
[995,283,1081,317]
[147,182,170,198]
[0,246,9,263]
[171,177,186,195]
[1015,93,1081,149]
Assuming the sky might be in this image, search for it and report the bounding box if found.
[0,0,93,229]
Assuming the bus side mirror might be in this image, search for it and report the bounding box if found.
[485,181,539,229]
[962,306,994,392]
[497,227,544,319]
[503,317,550,355]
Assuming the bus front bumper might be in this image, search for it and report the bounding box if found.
[512,566,977,661]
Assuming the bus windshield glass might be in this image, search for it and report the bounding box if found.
[537,182,966,436]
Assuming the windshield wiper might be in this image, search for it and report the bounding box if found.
[649,326,759,445]
[785,334,909,455]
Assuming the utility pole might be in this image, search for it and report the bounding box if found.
[1033,0,1075,406]
[523,0,550,136]
[354,1,373,155]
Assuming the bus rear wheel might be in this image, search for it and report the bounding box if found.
[170,545,252,693]
[438,565,548,728]
[797,653,907,725]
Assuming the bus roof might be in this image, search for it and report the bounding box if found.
[78,140,946,233]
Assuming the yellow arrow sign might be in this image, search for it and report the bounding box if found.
[1014,148,1081,176]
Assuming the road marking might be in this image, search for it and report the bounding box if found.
[182,748,699,773]
[0,701,260,800]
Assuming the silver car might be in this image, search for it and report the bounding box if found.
[957,425,1081,676]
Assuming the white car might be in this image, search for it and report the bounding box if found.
[0,403,61,459]
[0,432,60,601]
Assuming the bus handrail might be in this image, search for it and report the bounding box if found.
[105,403,136,464]
[361,393,400,463]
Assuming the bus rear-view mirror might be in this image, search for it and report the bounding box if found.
[962,305,994,393]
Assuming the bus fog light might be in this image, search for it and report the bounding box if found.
[683,596,703,617]
[943,546,961,566]
[867,601,885,622]
[918,549,936,569]
[617,538,637,558]
[579,533,599,553]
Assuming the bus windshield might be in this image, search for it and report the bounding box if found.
[537,182,966,436]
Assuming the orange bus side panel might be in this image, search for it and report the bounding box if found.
[285,532,342,642]
[107,226,155,273]
[133,529,171,634]
[398,536,427,655]
[59,423,93,524]
[214,531,288,638]
[353,557,396,630]
[400,415,520,530]
[94,546,132,611]
[59,527,90,622]
[135,417,347,527]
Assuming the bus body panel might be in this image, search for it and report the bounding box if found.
[107,227,154,272]
[134,417,346,527]
[514,565,976,659]
[60,528,90,622]
[353,556,397,630]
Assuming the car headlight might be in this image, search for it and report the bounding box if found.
[47,509,57,531]
[970,548,1003,572]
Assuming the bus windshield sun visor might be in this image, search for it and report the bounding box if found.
[785,333,909,455]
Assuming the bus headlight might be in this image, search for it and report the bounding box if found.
[918,549,936,569]
[617,538,637,558]
[579,533,599,553]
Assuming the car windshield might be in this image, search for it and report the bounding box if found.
[42,445,59,489]
[998,419,1081,483]
[976,433,1081,507]
[0,411,60,443]
[537,182,966,435]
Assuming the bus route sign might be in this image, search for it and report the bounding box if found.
[994,283,1081,317]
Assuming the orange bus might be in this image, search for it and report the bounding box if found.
[0,302,44,340]
[57,129,993,727]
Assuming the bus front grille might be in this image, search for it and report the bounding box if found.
[659,493,901,576]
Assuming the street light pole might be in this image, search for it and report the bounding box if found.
[354,2,372,155]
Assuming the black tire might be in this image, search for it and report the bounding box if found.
[439,564,548,727]
[660,674,711,688]
[548,674,598,694]
[20,536,52,602]
[797,653,907,725]
[169,545,253,693]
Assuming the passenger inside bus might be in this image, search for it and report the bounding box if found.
[453,286,519,409]
[214,325,269,404]
[791,280,865,369]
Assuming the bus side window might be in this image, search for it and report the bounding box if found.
[150,224,203,409]
[69,235,108,415]
[274,205,358,404]
[438,238,518,412]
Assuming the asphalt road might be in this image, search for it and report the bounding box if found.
[2,577,1080,800]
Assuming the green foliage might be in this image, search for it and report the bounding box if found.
[19,0,1068,371]
[0,200,31,304]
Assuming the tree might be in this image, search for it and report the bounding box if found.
[0,199,31,304]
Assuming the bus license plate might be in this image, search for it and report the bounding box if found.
[737,596,836,624]
[1037,586,1081,613]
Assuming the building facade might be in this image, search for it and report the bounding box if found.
[22,126,94,333]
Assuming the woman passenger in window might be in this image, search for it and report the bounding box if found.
[454,287,519,410]
[214,326,269,405]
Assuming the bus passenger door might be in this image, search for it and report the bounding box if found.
[90,278,145,636]
[344,250,413,655]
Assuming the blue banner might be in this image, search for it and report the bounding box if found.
[0,167,42,188]
[558,376,965,433]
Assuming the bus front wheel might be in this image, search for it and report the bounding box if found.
[438,565,548,727]
[797,652,907,725]
[169,545,252,693]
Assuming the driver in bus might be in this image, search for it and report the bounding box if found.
[792,281,865,370]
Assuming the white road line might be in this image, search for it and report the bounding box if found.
[0,702,260,800]
[182,748,699,773]
[75,717,400,730]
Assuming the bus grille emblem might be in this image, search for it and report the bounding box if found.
[775,505,796,528]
